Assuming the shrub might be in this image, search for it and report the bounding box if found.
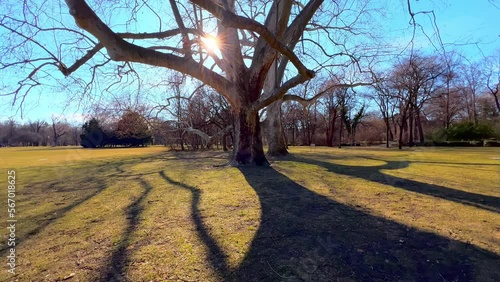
[446,122,495,141]
[80,118,107,148]
[484,140,500,147]
[433,141,483,147]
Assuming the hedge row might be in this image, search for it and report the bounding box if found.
[424,140,500,147]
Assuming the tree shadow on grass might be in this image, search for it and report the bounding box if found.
[5,158,158,254]
[409,161,500,166]
[289,155,500,213]
[157,166,499,281]
[0,177,107,255]
[233,166,499,281]
[158,171,230,280]
[100,178,153,282]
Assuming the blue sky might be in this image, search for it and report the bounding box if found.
[0,0,498,123]
[386,0,499,57]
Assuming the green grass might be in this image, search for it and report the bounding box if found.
[0,146,499,281]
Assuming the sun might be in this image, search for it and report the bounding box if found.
[201,35,219,52]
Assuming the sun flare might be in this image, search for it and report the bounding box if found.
[201,35,219,52]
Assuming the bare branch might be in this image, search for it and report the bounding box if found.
[192,0,314,79]
[63,0,238,106]
[282,82,373,107]
[59,43,103,76]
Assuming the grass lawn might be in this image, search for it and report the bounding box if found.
[0,146,499,281]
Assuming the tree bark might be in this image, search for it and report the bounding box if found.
[384,116,390,148]
[398,109,407,150]
[233,110,269,166]
[326,110,336,147]
[398,121,404,150]
[266,101,288,156]
[392,116,398,144]
[416,110,425,145]
[338,114,343,148]
[408,107,414,147]
[493,92,500,113]
[222,134,228,151]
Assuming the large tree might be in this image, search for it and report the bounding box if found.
[0,0,397,164]
[391,54,444,147]
[115,110,152,146]
[484,51,500,113]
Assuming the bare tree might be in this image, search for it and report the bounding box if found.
[0,0,320,164]
[391,54,444,147]
[371,75,397,148]
[439,53,461,130]
[27,119,48,146]
[484,51,500,112]
[70,126,81,146]
[281,102,302,146]
[1,0,394,164]
[337,88,350,148]
[459,61,484,125]
[318,89,341,147]
[51,116,68,146]
[342,101,365,146]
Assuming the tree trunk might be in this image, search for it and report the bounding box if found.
[416,110,425,145]
[266,101,288,156]
[338,115,343,148]
[384,116,390,148]
[445,90,451,129]
[493,92,500,113]
[233,110,269,166]
[326,113,336,147]
[398,122,404,150]
[179,133,185,151]
[408,108,414,147]
[222,134,228,151]
[398,111,407,150]
[392,116,398,143]
[472,91,478,125]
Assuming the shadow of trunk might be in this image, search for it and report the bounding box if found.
[159,171,230,280]
[0,177,107,255]
[100,178,153,282]
[231,166,499,281]
[290,155,500,213]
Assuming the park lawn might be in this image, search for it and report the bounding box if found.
[0,146,498,281]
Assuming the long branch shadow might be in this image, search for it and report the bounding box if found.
[290,155,500,213]
[100,178,153,282]
[409,161,500,166]
[3,158,154,254]
[0,177,107,254]
[232,166,499,281]
[156,165,499,281]
[158,171,230,279]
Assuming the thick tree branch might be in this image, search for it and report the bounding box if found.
[168,0,192,57]
[63,0,238,107]
[251,0,293,81]
[215,0,246,81]
[192,0,314,79]
[59,43,103,76]
[251,74,310,111]
[117,28,203,40]
[276,0,324,82]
